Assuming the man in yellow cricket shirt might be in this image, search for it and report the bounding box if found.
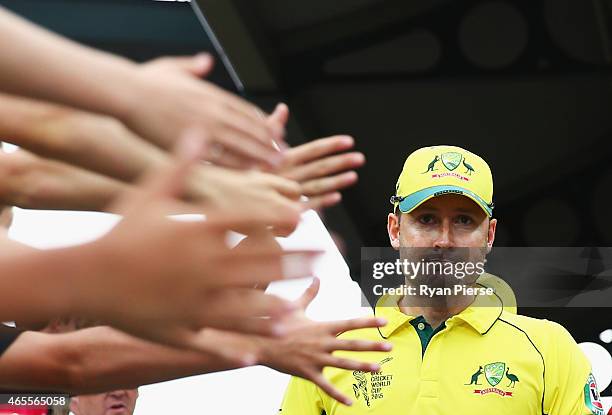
[280,145,603,415]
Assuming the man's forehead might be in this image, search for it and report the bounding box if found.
[412,194,483,214]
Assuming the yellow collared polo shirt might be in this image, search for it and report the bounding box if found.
[280,293,599,415]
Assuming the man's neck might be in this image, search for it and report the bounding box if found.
[398,280,476,329]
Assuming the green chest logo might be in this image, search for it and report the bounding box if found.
[484,362,505,386]
[465,362,519,397]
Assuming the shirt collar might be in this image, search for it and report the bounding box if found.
[447,291,504,334]
[374,291,503,337]
[374,294,415,338]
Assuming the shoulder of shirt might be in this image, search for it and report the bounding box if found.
[494,311,581,354]
[496,311,566,333]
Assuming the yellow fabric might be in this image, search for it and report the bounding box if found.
[477,272,517,314]
[393,145,494,216]
[280,293,593,415]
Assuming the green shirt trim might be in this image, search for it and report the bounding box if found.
[410,316,446,356]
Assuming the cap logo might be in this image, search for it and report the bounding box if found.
[441,152,463,171]
[396,147,491,215]
[422,155,440,173]
[462,158,475,176]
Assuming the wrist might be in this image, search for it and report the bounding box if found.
[19,244,100,320]
[101,60,149,128]
[59,238,122,322]
[251,336,274,367]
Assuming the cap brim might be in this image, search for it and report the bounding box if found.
[398,185,493,217]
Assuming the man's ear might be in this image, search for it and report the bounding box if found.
[486,218,497,253]
[387,212,401,250]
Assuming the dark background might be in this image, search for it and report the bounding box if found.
[1,0,610,393]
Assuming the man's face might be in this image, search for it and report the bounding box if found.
[70,390,138,415]
[387,194,497,284]
[389,194,495,249]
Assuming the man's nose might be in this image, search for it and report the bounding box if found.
[108,390,128,398]
[433,219,453,249]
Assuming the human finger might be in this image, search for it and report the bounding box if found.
[301,171,358,197]
[214,123,283,168]
[286,152,364,182]
[267,103,290,128]
[295,277,320,310]
[285,136,354,166]
[320,355,381,373]
[326,338,393,353]
[146,53,215,78]
[309,372,353,406]
[302,192,342,210]
[113,131,206,213]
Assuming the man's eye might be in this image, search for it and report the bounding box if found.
[456,215,473,225]
[419,214,436,224]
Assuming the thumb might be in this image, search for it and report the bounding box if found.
[189,53,215,77]
[268,103,290,128]
[110,131,206,214]
[138,130,207,202]
[155,53,215,77]
[295,277,320,310]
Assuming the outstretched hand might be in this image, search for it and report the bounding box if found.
[129,54,285,169]
[256,278,391,405]
[268,104,365,210]
[88,131,321,356]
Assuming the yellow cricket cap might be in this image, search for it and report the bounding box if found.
[391,145,494,216]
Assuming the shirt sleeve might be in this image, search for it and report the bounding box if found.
[544,321,601,415]
[280,375,326,415]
